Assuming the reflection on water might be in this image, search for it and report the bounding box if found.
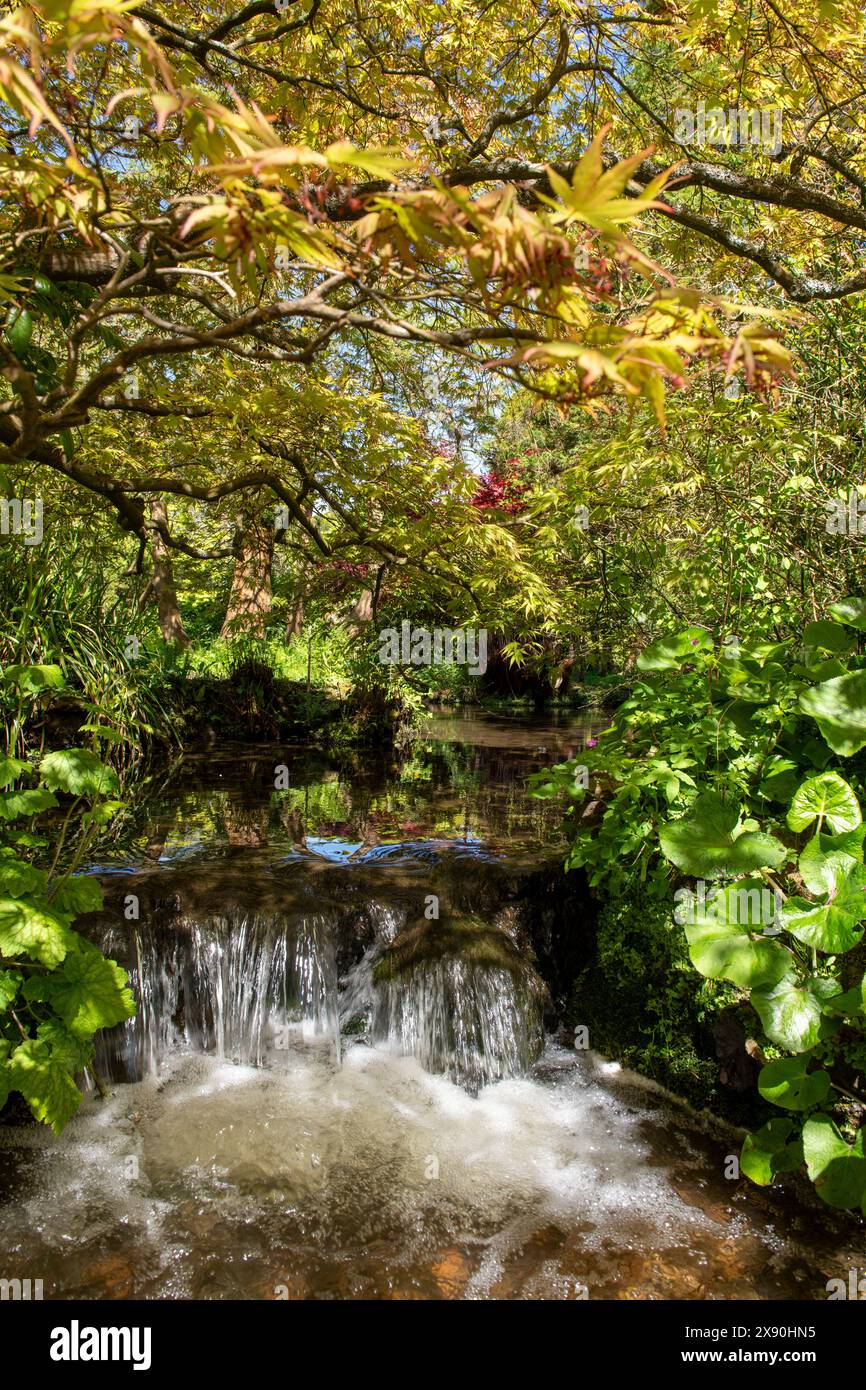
[106,710,600,870]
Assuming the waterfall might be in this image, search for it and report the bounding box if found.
[369,957,545,1092]
[95,908,342,1079]
[187,912,341,1065]
[93,901,546,1093]
[339,909,548,1091]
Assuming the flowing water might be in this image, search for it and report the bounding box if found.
[0,711,862,1300]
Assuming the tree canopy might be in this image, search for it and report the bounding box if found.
[2,0,832,621]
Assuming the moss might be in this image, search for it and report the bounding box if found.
[373,914,530,983]
[564,887,766,1124]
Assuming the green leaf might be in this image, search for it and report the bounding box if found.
[741,1118,803,1185]
[684,879,792,988]
[751,976,828,1051]
[80,799,124,829]
[9,831,47,848]
[0,967,22,1010]
[0,788,58,821]
[50,874,104,917]
[6,306,32,354]
[7,1038,82,1134]
[660,793,786,878]
[780,897,866,953]
[787,773,861,833]
[0,753,29,788]
[802,1114,866,1210]
[77,723,126,746]
[824,984,865,1017]
[758,1055,832,1111]
[808,658,848,682]
[22,938,134,1037]
[828,596,866,631]
[779,854,866,953]
[758,757,799,803]
[36,1017,95,1073]
[722,699,759,734]
[636,627,713,672]
[800,670,866,757]
[0,857,47,897]
[801,736,835,770]
[800,825,866,877]
[0,895,76,967]
[0,1039,10,1109]
[803,620,852,654]
[0,664,66,695]
[39,749,120,797]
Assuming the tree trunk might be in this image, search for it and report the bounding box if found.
[285,594,305,639]
[346,587,374,636]
[221,518,274,639]
[147,498,191,648]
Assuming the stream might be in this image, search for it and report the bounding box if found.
[0,710,861,1300]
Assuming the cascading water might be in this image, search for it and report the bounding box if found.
[93,899,545,1092]
[371,958,545,1091]
[336,909,548,1091]
[95,907,344,1080]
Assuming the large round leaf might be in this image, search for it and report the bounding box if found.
[803,620,853,654]
[751,976,828,1051]
[686,925,791,988]
[660,793,786,878]
[802,1114,866,1210]
[684,880,792,988]
[779,893,865,954]
[741,1118,804,1185]
[758,1055,831,1111]
[787,773,861,834]
[823,980,866,1017]
[758,757,799,803]
[781,850,866,953]
[799,670,866,757]
[636,627,713,672]
[798,828,866,890]
[828,596,866,631]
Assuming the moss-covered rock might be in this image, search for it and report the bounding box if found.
[373,913,536,984]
